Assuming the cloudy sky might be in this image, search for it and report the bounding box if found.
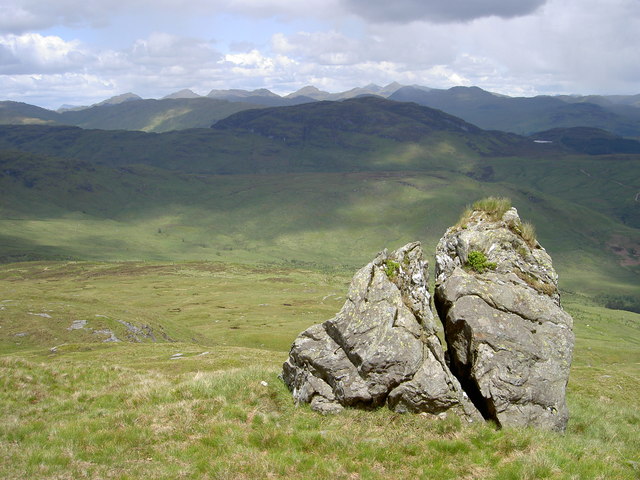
[1,0,638,109]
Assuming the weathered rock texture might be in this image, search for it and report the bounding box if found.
[281,242,480,420]
[434,207,574,431]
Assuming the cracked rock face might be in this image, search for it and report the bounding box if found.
[281,242,480,420]
[434,207,574,431]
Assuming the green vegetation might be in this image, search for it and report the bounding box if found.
[383,260,401,279]
[507,217,538,249]
[0,93,639,478]
[0,97,262,133]
[520,221,537,248]
[5,87,640,138]
[389,85,640,137]
[1,262,638,479]
[472,196,513,220]
[595,294,640,314]
[466,250,497,274]
[1,146,638,303]
[531,127,640,155]
[456,197,513,229]
[454,206,474,229]
[514,270,557,297]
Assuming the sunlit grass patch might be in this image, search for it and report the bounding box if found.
[520,220,537,248]
[1,337,639,479]
[0,262,639,479]
[472,196,512,220]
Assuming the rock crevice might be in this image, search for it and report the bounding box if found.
[434,207,574,431]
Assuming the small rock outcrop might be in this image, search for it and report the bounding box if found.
[434,205,574,431]
[281,242,480,420]
[282,200,574,431]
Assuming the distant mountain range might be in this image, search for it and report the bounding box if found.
[388,86,640,137]
[2,96,639,177]
[2,83,640,136]
[0,97,557,175]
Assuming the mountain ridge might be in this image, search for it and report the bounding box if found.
[0,97,562,176]
[2,83,639,135]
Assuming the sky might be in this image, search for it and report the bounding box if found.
[0,0,639,109]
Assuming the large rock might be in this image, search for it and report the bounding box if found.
[434,207,574,431]
[281,242,480,420]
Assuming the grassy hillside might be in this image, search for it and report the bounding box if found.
[390,86,640,137]
[1,152,638,302]
[1,261,638,479]
[0,96,638,301]
[0,98,557,174]
[0,102,60,126]
[0,98,264,133]
[59,97,263,132]
[531,127,640,155]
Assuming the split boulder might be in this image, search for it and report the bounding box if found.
[434,206,574,431]
[281,204,574,431]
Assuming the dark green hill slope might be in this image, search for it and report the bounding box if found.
[0,98,264,133]
[213,96,484,142]
[5,86,640,137]
[531,127,640,155]
[0,101,60,125]
[390,86,640,137]
[0,98,559,174]
[58,97,263,132]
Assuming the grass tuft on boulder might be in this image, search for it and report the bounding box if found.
[472,196,512,220]
[456,196,512,228]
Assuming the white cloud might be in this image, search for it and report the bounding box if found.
[129,33,221,66]
[1,72,115,107]
[0,31,225,107]
[271,31,363,65]
[0,0,114,33]
[0,33,90,74]
[452,0,640,94]
[0,0,638,108]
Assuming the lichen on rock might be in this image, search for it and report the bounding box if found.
[434,206,574,431]
[281,242,480,420]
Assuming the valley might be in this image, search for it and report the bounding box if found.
[0,92,639,479]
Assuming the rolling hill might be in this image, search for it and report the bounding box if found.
[531,127,640,155]
[0,96,637,306]
[0,97,265,133]
[389,86,640,137]
[3,83,640,138]
[0,97,560,174]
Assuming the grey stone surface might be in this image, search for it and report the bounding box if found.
[434,207,574,431]
[282,242,480,420]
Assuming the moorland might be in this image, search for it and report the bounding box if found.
[0,87,639,479]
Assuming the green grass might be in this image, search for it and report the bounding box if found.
[0,261,349,354]
[472,196,513,220]
[1,97,639,477]
[0,262,638,479]
[1,158,638,301]
[520,221,537,247]
[466,250,497,274]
